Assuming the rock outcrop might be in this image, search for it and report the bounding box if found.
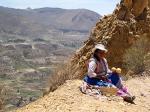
[118,0,148,20]
[67,0,150,80]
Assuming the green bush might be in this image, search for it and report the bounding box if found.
[123,36,150,74]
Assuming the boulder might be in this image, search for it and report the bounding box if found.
[118,0,148,20]
[132,0,148,19]
[122,0,132,9]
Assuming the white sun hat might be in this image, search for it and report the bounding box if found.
[93,44,108,52]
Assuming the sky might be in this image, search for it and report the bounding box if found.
[0,0,120,15]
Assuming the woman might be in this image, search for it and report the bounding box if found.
[81,44,135,103]
[83,44,113,87]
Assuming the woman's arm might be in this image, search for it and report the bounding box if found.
[103,58,112,74]
[88,61,97,78]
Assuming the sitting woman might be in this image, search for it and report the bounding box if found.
[81,44,135,102]
[83,44,113,88]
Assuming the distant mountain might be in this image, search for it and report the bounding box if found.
[0,6,101,39]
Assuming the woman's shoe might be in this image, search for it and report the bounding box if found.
[123,95,136,103]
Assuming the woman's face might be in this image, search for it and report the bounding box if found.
[96,50,106,58]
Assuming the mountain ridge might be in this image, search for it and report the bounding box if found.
[0,6,101,39]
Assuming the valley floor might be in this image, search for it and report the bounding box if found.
[15,76,150,112]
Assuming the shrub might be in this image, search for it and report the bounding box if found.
[0,85,15,111]
[144,52,150,71]
[123,36,150,74]
[44,63,71,95]
[0,85,5,111]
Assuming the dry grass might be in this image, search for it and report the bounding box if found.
[123,36,150,74]
[144,52,150,71]
[0,85,4,111]
[43,63,71,95]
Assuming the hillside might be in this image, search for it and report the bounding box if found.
[2,0,150,111]
[16,76,150,112]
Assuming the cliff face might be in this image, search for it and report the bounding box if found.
[68,0,150,79]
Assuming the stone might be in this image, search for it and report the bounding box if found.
[132,0,148,18]
[118,0,148,20]
[122,0,133,9]
[140,93,146,97]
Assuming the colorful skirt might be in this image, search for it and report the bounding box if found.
[83,75,113,87]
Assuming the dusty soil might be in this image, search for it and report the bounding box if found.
[15,76,150,112]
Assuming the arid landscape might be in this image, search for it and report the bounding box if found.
[0,6,100,111]
[1,0,150,112]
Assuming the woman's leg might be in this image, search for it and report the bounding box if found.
[84,75,100,86]
[110,74,136,102]
[117,87,135,103]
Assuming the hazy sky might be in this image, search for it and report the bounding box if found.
[0,0,120,15]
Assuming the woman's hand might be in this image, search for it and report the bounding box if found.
[96,75,108,81]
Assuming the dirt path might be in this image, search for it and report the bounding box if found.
[15,77,150,112]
